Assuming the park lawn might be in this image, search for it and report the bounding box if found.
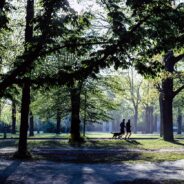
[26,139,184,163]
[1,132,184,139]
[1,138,184,150]
[29,133,69,138]
[1,139,184,163]
[138,152,184,162]
[83,139,184,150]
[0,133,69,139]
[85,132,160,139]
[0,132,161,139]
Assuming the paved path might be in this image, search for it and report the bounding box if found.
[1,147,184,155]
[0,159,184,184]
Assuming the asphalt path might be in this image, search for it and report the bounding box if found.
[0,159,184,184]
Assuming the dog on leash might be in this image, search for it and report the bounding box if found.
[111,132,124,139]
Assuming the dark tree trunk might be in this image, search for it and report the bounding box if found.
[29,111,34,136]
[56,109,61,134]
[14,0,34,159]
[160,51,175,141]
[14,80,31,158]
[162,77,174,141]
[177,107,182,134]
[11,100,16,134]
[83,90,87,137]
[159,93,163,137]
[70,88,83,143]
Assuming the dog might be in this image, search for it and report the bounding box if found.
[111,132,124,139]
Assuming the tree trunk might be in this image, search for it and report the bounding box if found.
[14,80,31,158]
[56,109,61,134]
[133,106,138,133]
[149,106,154,133]
[159,93,164,137]
[160,51,175,141]
[145,106,154,133]
[145,106,149,133]
[153,114,158,133]
[29,111,34,136]
[162,77,174,141]
[11,100,16,134]
[177,107,182,134]
[83,90,87,137]
[70,88,83,143]
[14,0,34,158]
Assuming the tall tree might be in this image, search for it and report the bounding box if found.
[159,51,184,141]
[14,0,34,158]
[123,68,143,133]
[69,80,84,143]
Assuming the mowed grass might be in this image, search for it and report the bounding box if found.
[1,131,184,139]
[1,134,184,162]
[0,132,162,139]
[26,139,184,163]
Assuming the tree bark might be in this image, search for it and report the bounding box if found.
[56,109,61,134]
[177,107,182,134]
[70,88,83,143]
[29,111,34,136]
[14,80,31,158]
[14,0,34,158]
[159,93,163,137]
[11,100,16,134]
[162,77,174,141]
[160,51,175,141]
[145,106,154,133]
[83,90,87,137]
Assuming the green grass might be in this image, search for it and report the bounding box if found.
[1,131,184,139]
[83,139,184,150]
[0,132,161,139]
[139,152,184,162]
[1,137,184,163]
[1,137,184,150]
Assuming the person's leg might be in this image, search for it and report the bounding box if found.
[128,132,131,139]
[125,133,127,139]
[122,133,125,139]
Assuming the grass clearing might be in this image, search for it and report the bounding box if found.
[83,139,184,150]
[1,138,184,163]
[1,132,184,139]
[1,138,184,150]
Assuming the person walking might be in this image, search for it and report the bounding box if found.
[120,119,125,134]
[125,119,131,140]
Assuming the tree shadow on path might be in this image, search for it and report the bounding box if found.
[0,160,21,184]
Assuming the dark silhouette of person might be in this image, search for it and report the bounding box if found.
[125,119,131,140]
[120,119,125,134]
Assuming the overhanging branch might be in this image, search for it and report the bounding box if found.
[174,53,184,64]
[173,84,184,97]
